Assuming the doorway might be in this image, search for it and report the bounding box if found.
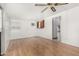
[52,16,61,41]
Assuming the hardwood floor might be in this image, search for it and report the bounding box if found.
[5,37,79,56]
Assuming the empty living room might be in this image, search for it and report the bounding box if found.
[0,2,79,56]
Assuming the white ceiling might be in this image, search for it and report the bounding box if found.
[1,3,79,20]
[2,3,49,20]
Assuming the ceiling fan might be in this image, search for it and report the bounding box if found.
[35,3,68,13]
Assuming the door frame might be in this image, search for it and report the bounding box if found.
[52,16,61,41]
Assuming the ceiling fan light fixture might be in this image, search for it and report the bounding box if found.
[51,7,56,12]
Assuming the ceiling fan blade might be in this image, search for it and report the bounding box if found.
[51,7,56,12]
[41,7,48,13]
[35,4,47,6]
[54,3,68,6]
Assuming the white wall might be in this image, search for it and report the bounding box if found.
[1,11,10,53]
[36,12,63,40]
[36,17,52,39]
[9,18,37,39]
[61,6,79,47]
